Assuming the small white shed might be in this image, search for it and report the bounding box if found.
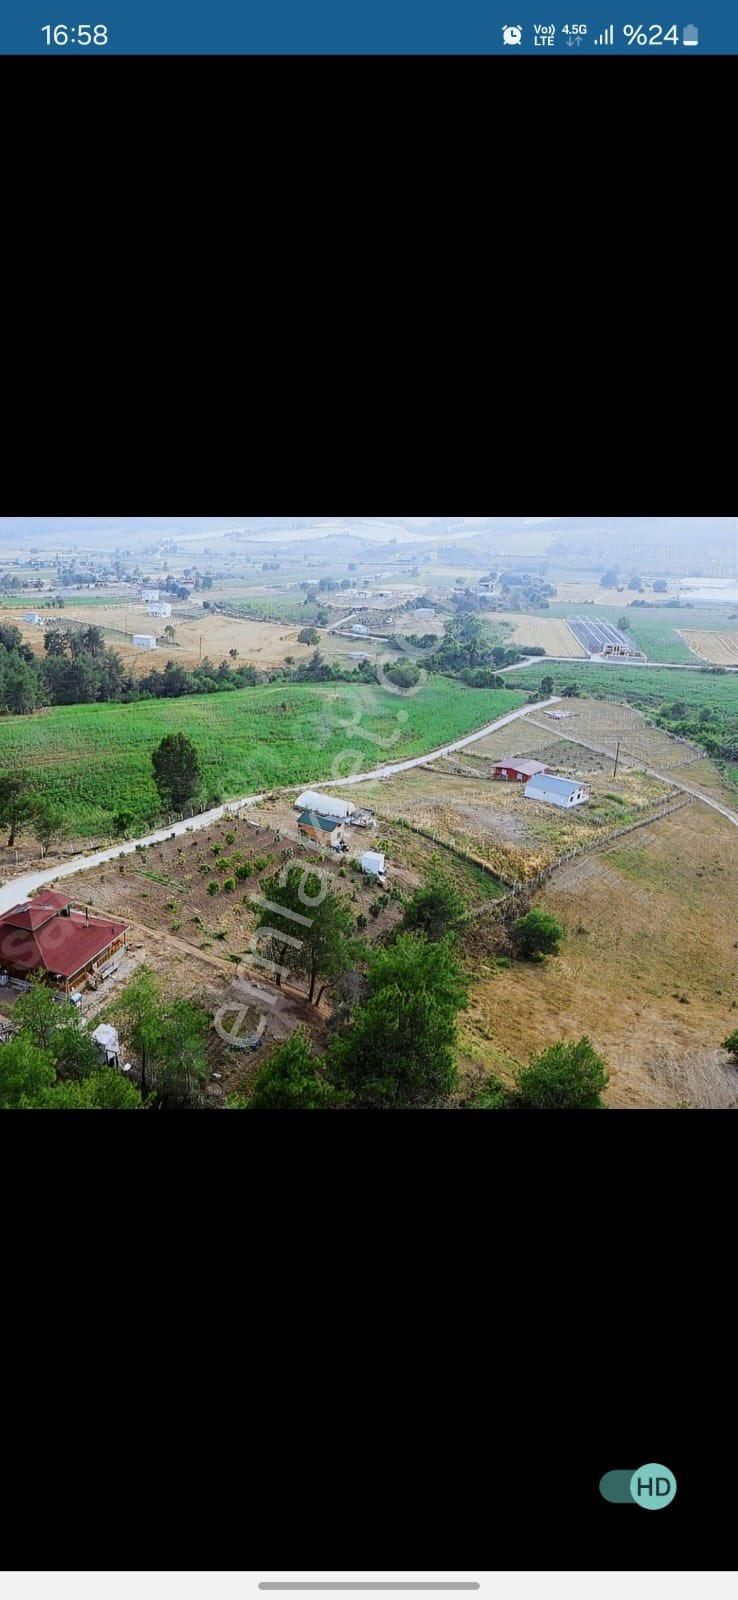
[147,601,172,618]
[92,1023,120,1066]
[25,611,43,625]
[361,851,386,878]
[142,589,160,602]
[133,634,157,650]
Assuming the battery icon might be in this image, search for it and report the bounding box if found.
[683,23,699,44]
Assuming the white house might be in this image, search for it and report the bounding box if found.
[294,790,357,822]
[142,589,160,603]
[24,611,43,626]
[524,774,589,809]
[132,634,157,650]
[147,601,172,618]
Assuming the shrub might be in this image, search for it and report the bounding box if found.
[514,908,563,959]
[208,881,220,896]
[721,1030,738,1062]
[236,862,253,880]
[515,1036,608,1110]
[223,878,236,893]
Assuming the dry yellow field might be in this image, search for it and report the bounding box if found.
[494,612,585,656]
[25,603,318,675]
[678,630,738,665]
[461,803,738,1109]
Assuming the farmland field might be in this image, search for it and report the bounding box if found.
[474,698,706,771]
[51,601,317,674]
[514,660,738,719]
[461,803,738,1109]
[493,613,585,657]
[0,679,526,837]
[678,631,738,665]
[540,602,738,662]
[224,596,322,623]
[355,752,673,883]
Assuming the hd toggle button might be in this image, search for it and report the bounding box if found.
[599,1463,677,1509]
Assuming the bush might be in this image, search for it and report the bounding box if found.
[236,862,253,880]
[208,881,220,896]
[722,1029,738,1063]
[515,1036,608,1110]
[223,877,236,893]
[514,908,564,959]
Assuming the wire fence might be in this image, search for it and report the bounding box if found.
[390,793,694,928]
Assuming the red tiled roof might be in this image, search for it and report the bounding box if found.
[0,907,126,981]
[1,890,73,932]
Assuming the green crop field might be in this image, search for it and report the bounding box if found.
[517,658,737,707]
[0,679,526,837]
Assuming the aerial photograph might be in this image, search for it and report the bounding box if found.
[0,514,736,1111]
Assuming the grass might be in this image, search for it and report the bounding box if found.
[0,678,526,837]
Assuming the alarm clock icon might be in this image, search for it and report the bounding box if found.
[502,23,522,43]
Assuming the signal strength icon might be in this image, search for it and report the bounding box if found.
[593,22,614,42]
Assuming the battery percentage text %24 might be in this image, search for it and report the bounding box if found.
[623,22,680,43]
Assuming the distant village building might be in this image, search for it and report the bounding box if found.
[142,589,160,602]
[524,774,589,810]
[132,634,157,650]
[413,607,436,620]
[24,611,43,626]
[351,624,370,637]
[295,791,357,822]
[348,651,371,661]
[147,601,172,618]
[0,891,127,995]
[490,759,548,783]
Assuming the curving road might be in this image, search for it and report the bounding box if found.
[0,697,564,914]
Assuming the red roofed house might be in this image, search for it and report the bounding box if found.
[490,759,548,783]
[0,891,127,994]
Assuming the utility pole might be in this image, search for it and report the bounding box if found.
[613,740,621,779]
[199,635,202,660]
